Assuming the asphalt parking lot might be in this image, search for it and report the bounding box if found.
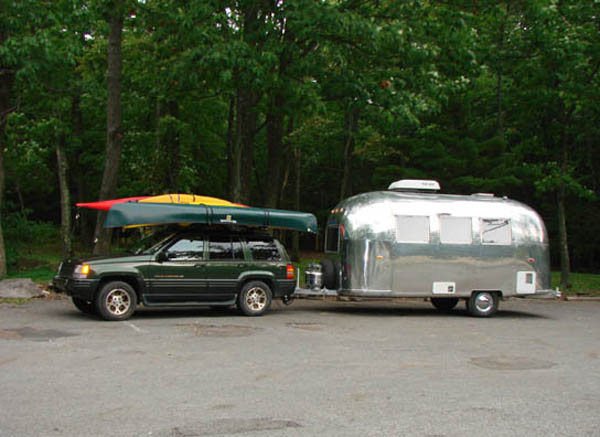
[1,296,599,436]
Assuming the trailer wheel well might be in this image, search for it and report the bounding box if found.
[470,290,502,298]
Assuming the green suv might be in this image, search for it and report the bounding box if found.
[53,227,296,320]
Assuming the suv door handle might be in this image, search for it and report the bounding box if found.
[194,263,206,268]
[237,264,245,268]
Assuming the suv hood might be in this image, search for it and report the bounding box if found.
[82,254,154,265]
[58,254,153,275]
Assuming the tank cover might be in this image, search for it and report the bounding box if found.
[388,179,441,192]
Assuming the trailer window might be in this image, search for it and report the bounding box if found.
[481,218,511,245]
[396,216,430,244]
[440,216,473,244]
[325,225,340,253]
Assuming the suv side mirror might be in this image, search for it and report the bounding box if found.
[156,251,168,263]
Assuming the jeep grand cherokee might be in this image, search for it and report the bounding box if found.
[53,227,296,320]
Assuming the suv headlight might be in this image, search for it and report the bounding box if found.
[73,264,91,279]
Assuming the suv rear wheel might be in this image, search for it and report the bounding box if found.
[238,281,272,316]
[96,281,137,321]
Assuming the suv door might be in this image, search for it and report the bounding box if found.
[146,234,208,303]
[204,234,247,301]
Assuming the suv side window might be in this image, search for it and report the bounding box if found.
[208,235,244,261]
[247,238,282,261]
[165,237,204,260]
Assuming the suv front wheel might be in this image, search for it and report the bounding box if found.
[238,281,272,316]
[96,281,137,321]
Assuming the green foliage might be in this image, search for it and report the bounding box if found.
[552,272,600,296]
[0,0,598,274]
[2,212,58,269]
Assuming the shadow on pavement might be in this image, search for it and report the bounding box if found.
[289,301,552,320]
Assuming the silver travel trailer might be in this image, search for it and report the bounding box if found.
[301,180,557,317]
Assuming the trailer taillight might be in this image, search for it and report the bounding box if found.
[286,264,295,280]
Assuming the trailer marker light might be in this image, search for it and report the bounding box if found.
[528,258,535,263]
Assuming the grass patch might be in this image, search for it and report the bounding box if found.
[7,265,57,285]
[552,272,600,296]
[0,297,31,305]
[5,228,62,285]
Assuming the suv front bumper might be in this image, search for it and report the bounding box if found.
[53,276,99,301]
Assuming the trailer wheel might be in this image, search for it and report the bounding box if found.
[320,259,338,289]
[467,291,499,317]
[431,297,459,312]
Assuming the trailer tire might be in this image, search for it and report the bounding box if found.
[431,297,459,312]
[320,259,338,289]
[467,291,499,317]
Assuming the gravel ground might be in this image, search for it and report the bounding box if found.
[1,296,599,436]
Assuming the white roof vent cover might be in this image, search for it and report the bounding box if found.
[388,179,441,192]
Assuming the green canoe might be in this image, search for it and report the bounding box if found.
[104,202,318,233]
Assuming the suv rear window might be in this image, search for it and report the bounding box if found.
[247,238,282,261]
[208,235,244,260]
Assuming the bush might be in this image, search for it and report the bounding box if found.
[2,212,58,267]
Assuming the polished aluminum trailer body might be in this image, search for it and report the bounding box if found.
[324,190,552,299]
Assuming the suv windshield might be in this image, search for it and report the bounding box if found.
[132,230,176,255]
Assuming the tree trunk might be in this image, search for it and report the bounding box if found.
[14,179,26,217]
[496,8,506,137]
[557,187,570,294]
[157,100,180,191]
[226,94,235,199]
[228,86,259,204]
[340,107,360,202]
[168,100,180,191]
[265,93,285,208]
[56,138,72,259]
[0,57,15,277]
[0,145,6,278]
[557,126,571,294]
[71,92,93,248]
[291,142,301,262]
[93,7,124,255]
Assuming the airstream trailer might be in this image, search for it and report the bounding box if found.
[301,180,557,317]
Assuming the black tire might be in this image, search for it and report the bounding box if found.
[431,297,459,312]
[467,291,499,317]
[320,259,338,289]
[72,297,95,315]
[237,281,272,316]
[95,281,137,321]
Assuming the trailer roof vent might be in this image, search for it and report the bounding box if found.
[388,179,441,192]
[471,193,495,198]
